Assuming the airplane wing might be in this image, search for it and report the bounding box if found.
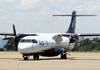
[79,34,100,37]
[0,33,38,36]
[0,24,38,39]
[54,33,100,42]
[19,33,38,36]
[0,33,14,36]
[0,33,37,36]
[0,33,38,40]
[59,33,100,37]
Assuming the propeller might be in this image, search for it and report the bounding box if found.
[61,34,79,43]
[4,24,20,51]
[2,24,38,51]
[12,24,37,51]
[70,34,79,43]
[2,24,18,51]
[11,24,18,51]
[13,24,16,36]
[12,24,22,51]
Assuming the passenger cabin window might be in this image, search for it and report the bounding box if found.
[20,39,38,43]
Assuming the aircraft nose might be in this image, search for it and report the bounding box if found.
[18,43,34,53]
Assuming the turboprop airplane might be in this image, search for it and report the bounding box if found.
[0,11,99,60]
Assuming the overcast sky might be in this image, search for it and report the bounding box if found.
[0,0,100,34]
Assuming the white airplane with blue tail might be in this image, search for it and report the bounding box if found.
[0,11,99,60]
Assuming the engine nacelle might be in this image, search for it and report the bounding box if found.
[70,34,79,43]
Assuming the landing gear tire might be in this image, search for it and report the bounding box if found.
[23,56,29,60]
[61,53,67,59]
[33,55,39,60]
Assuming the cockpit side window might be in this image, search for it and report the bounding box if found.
[20,39,25,43]
[32,40,38,43]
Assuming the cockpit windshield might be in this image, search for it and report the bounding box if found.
[20,39,38,43]
[26,40,32,43]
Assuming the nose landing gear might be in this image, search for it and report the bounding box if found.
[23,55,29,60]
[23,54,39,60]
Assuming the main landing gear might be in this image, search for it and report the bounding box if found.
[61,53,67,59]
[23,54,39,60]
[33,54,39,60]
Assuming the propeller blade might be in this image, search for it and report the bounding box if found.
[3,37,14,40]
[13,24,16,36]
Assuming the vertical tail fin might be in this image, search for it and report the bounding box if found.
[67,11,76,33]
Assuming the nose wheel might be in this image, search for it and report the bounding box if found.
[61,53,67,59]
[23,55,29,60]
[23,54,39,60]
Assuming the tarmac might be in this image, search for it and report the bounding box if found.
[0,52,100,70]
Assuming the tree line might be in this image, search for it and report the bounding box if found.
[72,38,100,52]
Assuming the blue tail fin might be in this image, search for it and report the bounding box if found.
[66,11,76,33]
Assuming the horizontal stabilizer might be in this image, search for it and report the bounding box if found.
[53,15,97,17]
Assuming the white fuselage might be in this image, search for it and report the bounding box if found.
[18,33,75,54]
